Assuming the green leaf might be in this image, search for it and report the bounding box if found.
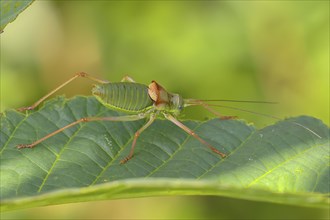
[1,96,329,211]
[0,0,34,32]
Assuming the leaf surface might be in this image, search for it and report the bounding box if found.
[0,0,34,31]
[0,96,329,211]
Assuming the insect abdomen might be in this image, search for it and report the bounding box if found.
[92,82,153,112]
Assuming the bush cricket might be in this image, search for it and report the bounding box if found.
[16,72,321,163]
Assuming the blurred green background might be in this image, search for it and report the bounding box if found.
[1,1,329,219]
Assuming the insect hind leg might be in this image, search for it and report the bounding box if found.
[16,72,109,112]
[17,114,147,150]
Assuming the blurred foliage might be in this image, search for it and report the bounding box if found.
[1,196,329,220]
[0,0,329,219]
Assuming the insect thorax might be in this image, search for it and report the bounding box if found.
[92,82,153,113]
[147,81,184,116]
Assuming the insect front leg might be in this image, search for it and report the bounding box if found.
[202,103,237,120]
[17,72,109,112]
[184,99,237,120]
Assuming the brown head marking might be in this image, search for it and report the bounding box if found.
[148,81,169,105]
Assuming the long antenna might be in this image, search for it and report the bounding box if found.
[184,99,322,139]
[197,99,278,104]
[198,103,281,120]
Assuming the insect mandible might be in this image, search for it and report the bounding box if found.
[16,72,237,163]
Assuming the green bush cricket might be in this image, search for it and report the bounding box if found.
[16,72,321,163]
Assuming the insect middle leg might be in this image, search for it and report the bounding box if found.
[17,72,109,111]
[120,113,157,164]
[163,113,226,158]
